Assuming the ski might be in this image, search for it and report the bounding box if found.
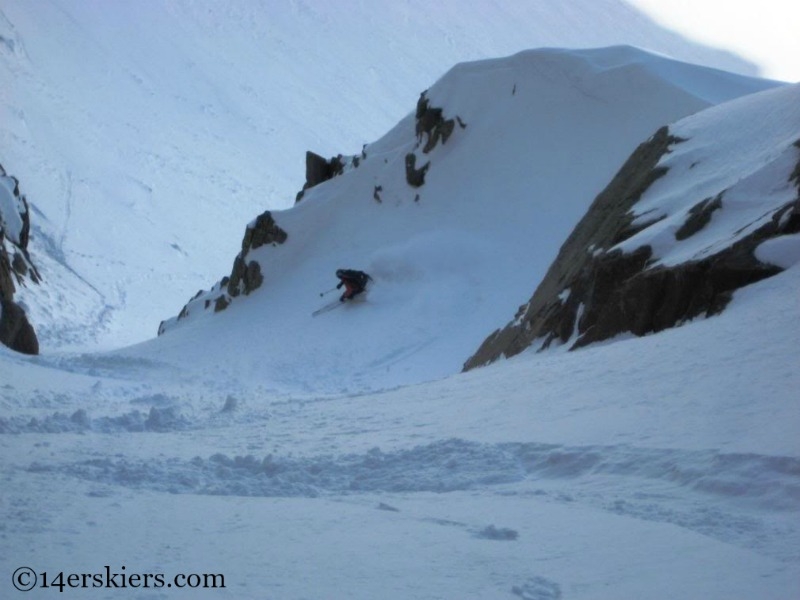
[312,299,344,317]
[312,292,369,317]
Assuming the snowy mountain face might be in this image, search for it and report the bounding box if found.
[153,47,778,393]
[467,83,800,367]
[0,0,763,351]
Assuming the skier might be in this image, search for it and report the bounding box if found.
[335,269,371,302]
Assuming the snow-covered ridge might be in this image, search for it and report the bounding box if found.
[466,83,800,367]
[148,46,777,393]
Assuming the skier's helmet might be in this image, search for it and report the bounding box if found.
[336,269,344,277]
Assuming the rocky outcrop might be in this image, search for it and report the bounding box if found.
[675,194,723,241]
[464,128,800,370]
[415,92,458,154]
[404,153,430,188]
[402,91,465,189]
[294,91,466,201]
[0,297,39,355]
[294,148,369,203]
[567,212,789,351]
[227,256,264,298]
[160,210,288,334]
[225,210,286,298]
[295,152,346,203]
[240,210,288,253]
[0,163,40,354]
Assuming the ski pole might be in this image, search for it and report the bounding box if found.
[319,287,338,297]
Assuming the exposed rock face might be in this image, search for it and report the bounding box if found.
[402,91,465,189]
[160,210,288,334]
[295,152,346,203]
[224,210,286,299]
[240,211,288,253]
[404,153,430,188]
[415,92,458,154]
[0,297,39,355]
[228,256,264,298]
[294,90,465,202]
[213,295,230,313]
[464,128,800,370]
[0,163,40,354]
[675,194,723,241]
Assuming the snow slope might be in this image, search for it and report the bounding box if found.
[1,248,798,599]
[152,46,779,394]
[0,0,764,350]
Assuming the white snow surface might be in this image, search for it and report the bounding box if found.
[0,0,770,350]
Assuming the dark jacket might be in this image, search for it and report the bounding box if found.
[336,269,371,300]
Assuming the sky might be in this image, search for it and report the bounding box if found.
[629,0,800,82]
